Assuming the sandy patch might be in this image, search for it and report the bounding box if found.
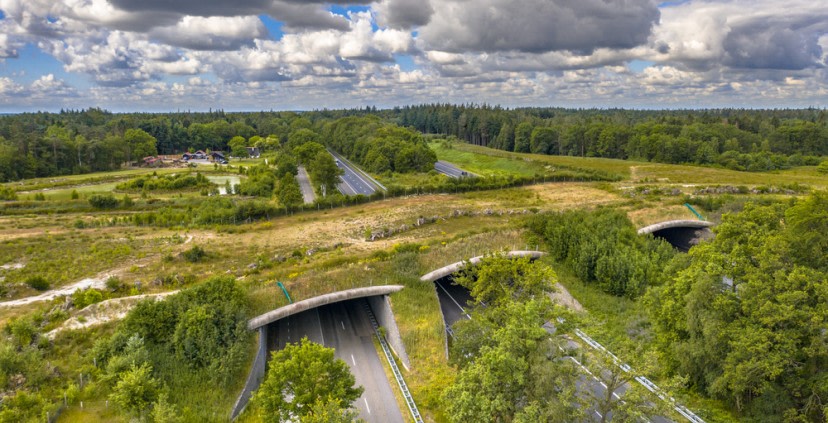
[45,291,178,338]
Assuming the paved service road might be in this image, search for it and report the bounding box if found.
[269,299,405,423]
[435,160,475,178]
[296,165,317,204]
[329,151,377,196]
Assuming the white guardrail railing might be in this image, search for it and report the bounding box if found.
[363,300,423,423]
[572,327,705,423]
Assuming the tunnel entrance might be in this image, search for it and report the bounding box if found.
[264,298,405,423]
[651,226,713,252]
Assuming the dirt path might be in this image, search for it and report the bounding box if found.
[45,290,178,338]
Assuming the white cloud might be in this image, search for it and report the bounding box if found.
[150,15,267,50]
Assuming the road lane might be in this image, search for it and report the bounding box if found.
[328,151,377,196]
[435,279,472,327]
[295,165,317,204]
[268,300,404,423]
[435,160,475,178]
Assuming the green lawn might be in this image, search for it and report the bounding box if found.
[434,141,828,188]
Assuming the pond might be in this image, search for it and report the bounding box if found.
[206,175,242,195]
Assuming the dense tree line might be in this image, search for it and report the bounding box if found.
[647,193,828,421]
[5,106,822,182]
[0,109,433,182]
[323,116,437,174]
[527,209,676,298]
[395,104,828,171]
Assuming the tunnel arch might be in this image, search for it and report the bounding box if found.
[247,285,404,329]
[638,220,714,252]
[420,250,546,282]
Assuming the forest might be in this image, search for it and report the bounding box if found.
[395,105,828,171]
[1,106,826,182]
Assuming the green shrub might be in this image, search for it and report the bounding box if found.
[182,245,206,263]
[88,194,120,209]
[0,186,17,201]
[25,276,50,291]
[70,189,79,200]
[106,276,124,292]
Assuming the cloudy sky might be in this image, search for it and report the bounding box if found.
[0,0,826,112]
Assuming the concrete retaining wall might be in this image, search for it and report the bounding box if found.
[367,295,411,370]
[230,326,268,420]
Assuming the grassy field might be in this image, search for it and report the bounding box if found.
[3,148,820,422]
[434,141,828,187]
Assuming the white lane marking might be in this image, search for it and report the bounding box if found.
[364,398,371,414]
[351,354,356,366]
[316,308,325,346]
[339,176,357,195]
[341,321,345,330]
[435,281,472,319]
[568,356,622,400]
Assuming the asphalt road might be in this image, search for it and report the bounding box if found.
[435,278,472,327]
[269,299,405,423]
[329,151,377,196]
[295,165,317,204]
[434,277,675,422]
[435,160,475,178]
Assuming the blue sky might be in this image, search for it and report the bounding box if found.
[0,0,826,112]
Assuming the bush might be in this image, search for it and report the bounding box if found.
[109,363,160,415]
[817,160,828,174]
[70,189,79,200]
[88,194,120,209]
[0,186,17,201]
[182,245,207,263]
[25,276,50,291]
[106,276,124,292]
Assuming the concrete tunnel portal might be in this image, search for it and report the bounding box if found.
[233,285,408,422]
[638,220,715,252]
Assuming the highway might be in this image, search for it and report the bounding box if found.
[434,277,675,422]
[328,150,378,196]
[435,278,472,328]
[269,299,405,423]
[435,160,475,178]
[296,165,317,204]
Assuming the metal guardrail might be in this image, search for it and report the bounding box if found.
[573,327,705,423]
[362,300,423,423]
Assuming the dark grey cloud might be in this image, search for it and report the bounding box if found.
[419,0,659,54]
[723,19,826,70]
[376,0,434,29]
[106,0,358,31]
[268,2,349,31]
[106,0,273,17]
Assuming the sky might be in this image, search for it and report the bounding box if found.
[0,0,826,112]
